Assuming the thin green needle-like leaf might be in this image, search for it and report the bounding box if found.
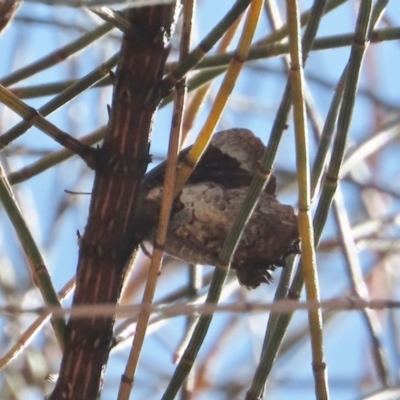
[0,166,65,349]
[1,22,114,87]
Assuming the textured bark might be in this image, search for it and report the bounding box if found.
[49,4,179,400]
[140,129,299,289]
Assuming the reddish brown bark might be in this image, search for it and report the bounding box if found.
[49,4,179,400]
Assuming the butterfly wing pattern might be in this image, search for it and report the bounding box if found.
[139,128,299,289]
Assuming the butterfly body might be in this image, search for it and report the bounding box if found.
[139,128,299,289]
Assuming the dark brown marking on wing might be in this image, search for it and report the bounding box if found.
[142,143,276,194]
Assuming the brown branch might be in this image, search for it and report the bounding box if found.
[0,0,19,35]
[48,4,179,400]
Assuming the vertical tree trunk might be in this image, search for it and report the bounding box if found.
[49,4,179,399]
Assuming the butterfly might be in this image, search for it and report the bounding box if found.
[138,128,299,289]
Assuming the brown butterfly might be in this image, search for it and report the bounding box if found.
[138,128,299,289]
